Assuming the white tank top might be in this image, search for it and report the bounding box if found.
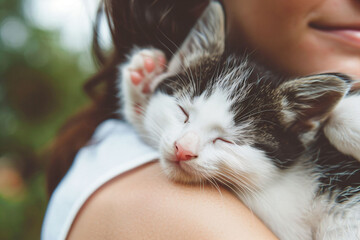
[41,120,159,240]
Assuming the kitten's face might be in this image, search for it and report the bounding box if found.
[146,84,278,190]
[146,68,348,193]
[146,57,295,190]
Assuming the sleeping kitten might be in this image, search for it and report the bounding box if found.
[118,2,360,239]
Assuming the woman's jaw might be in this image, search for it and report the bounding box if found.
[223,0,360,78]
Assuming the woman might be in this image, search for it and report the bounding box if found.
[42,0,360,239]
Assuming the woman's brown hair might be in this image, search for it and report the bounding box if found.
[46,0,210,195]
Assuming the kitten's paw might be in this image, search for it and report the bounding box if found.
[324,94,360,161]
[121,48,167,118]
[125,48,166,95]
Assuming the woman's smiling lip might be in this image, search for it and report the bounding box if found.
[310,22,360,49]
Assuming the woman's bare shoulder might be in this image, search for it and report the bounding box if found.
[67,162,278,240]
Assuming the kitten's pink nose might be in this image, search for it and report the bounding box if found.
[175,142,197,161]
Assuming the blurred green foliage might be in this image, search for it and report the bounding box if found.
[0,0,94,239]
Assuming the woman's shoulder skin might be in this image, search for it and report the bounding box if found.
[67,162,278,240]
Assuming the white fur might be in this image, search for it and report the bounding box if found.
[311,194,360,239]
[324,94,360,161]
[242,165,317,240]
[281,97,297,124]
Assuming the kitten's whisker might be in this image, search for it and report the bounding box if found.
[202,172,223,198]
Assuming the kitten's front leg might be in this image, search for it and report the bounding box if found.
[324,93,360,161]
[119,48,167,131]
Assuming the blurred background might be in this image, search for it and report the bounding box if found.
[0,0,109,238]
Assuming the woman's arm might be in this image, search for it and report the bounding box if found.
[67,162,278,240]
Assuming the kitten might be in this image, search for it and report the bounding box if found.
[118,2,360,239]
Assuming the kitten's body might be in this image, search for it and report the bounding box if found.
[119,2,360,239]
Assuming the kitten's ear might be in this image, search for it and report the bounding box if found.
[277,73,351,133]
[167,1,225,73]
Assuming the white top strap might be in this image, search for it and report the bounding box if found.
[41,120,159,240]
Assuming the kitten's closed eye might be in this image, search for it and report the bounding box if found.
[178,105,189,123]
[213,138,233,144]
